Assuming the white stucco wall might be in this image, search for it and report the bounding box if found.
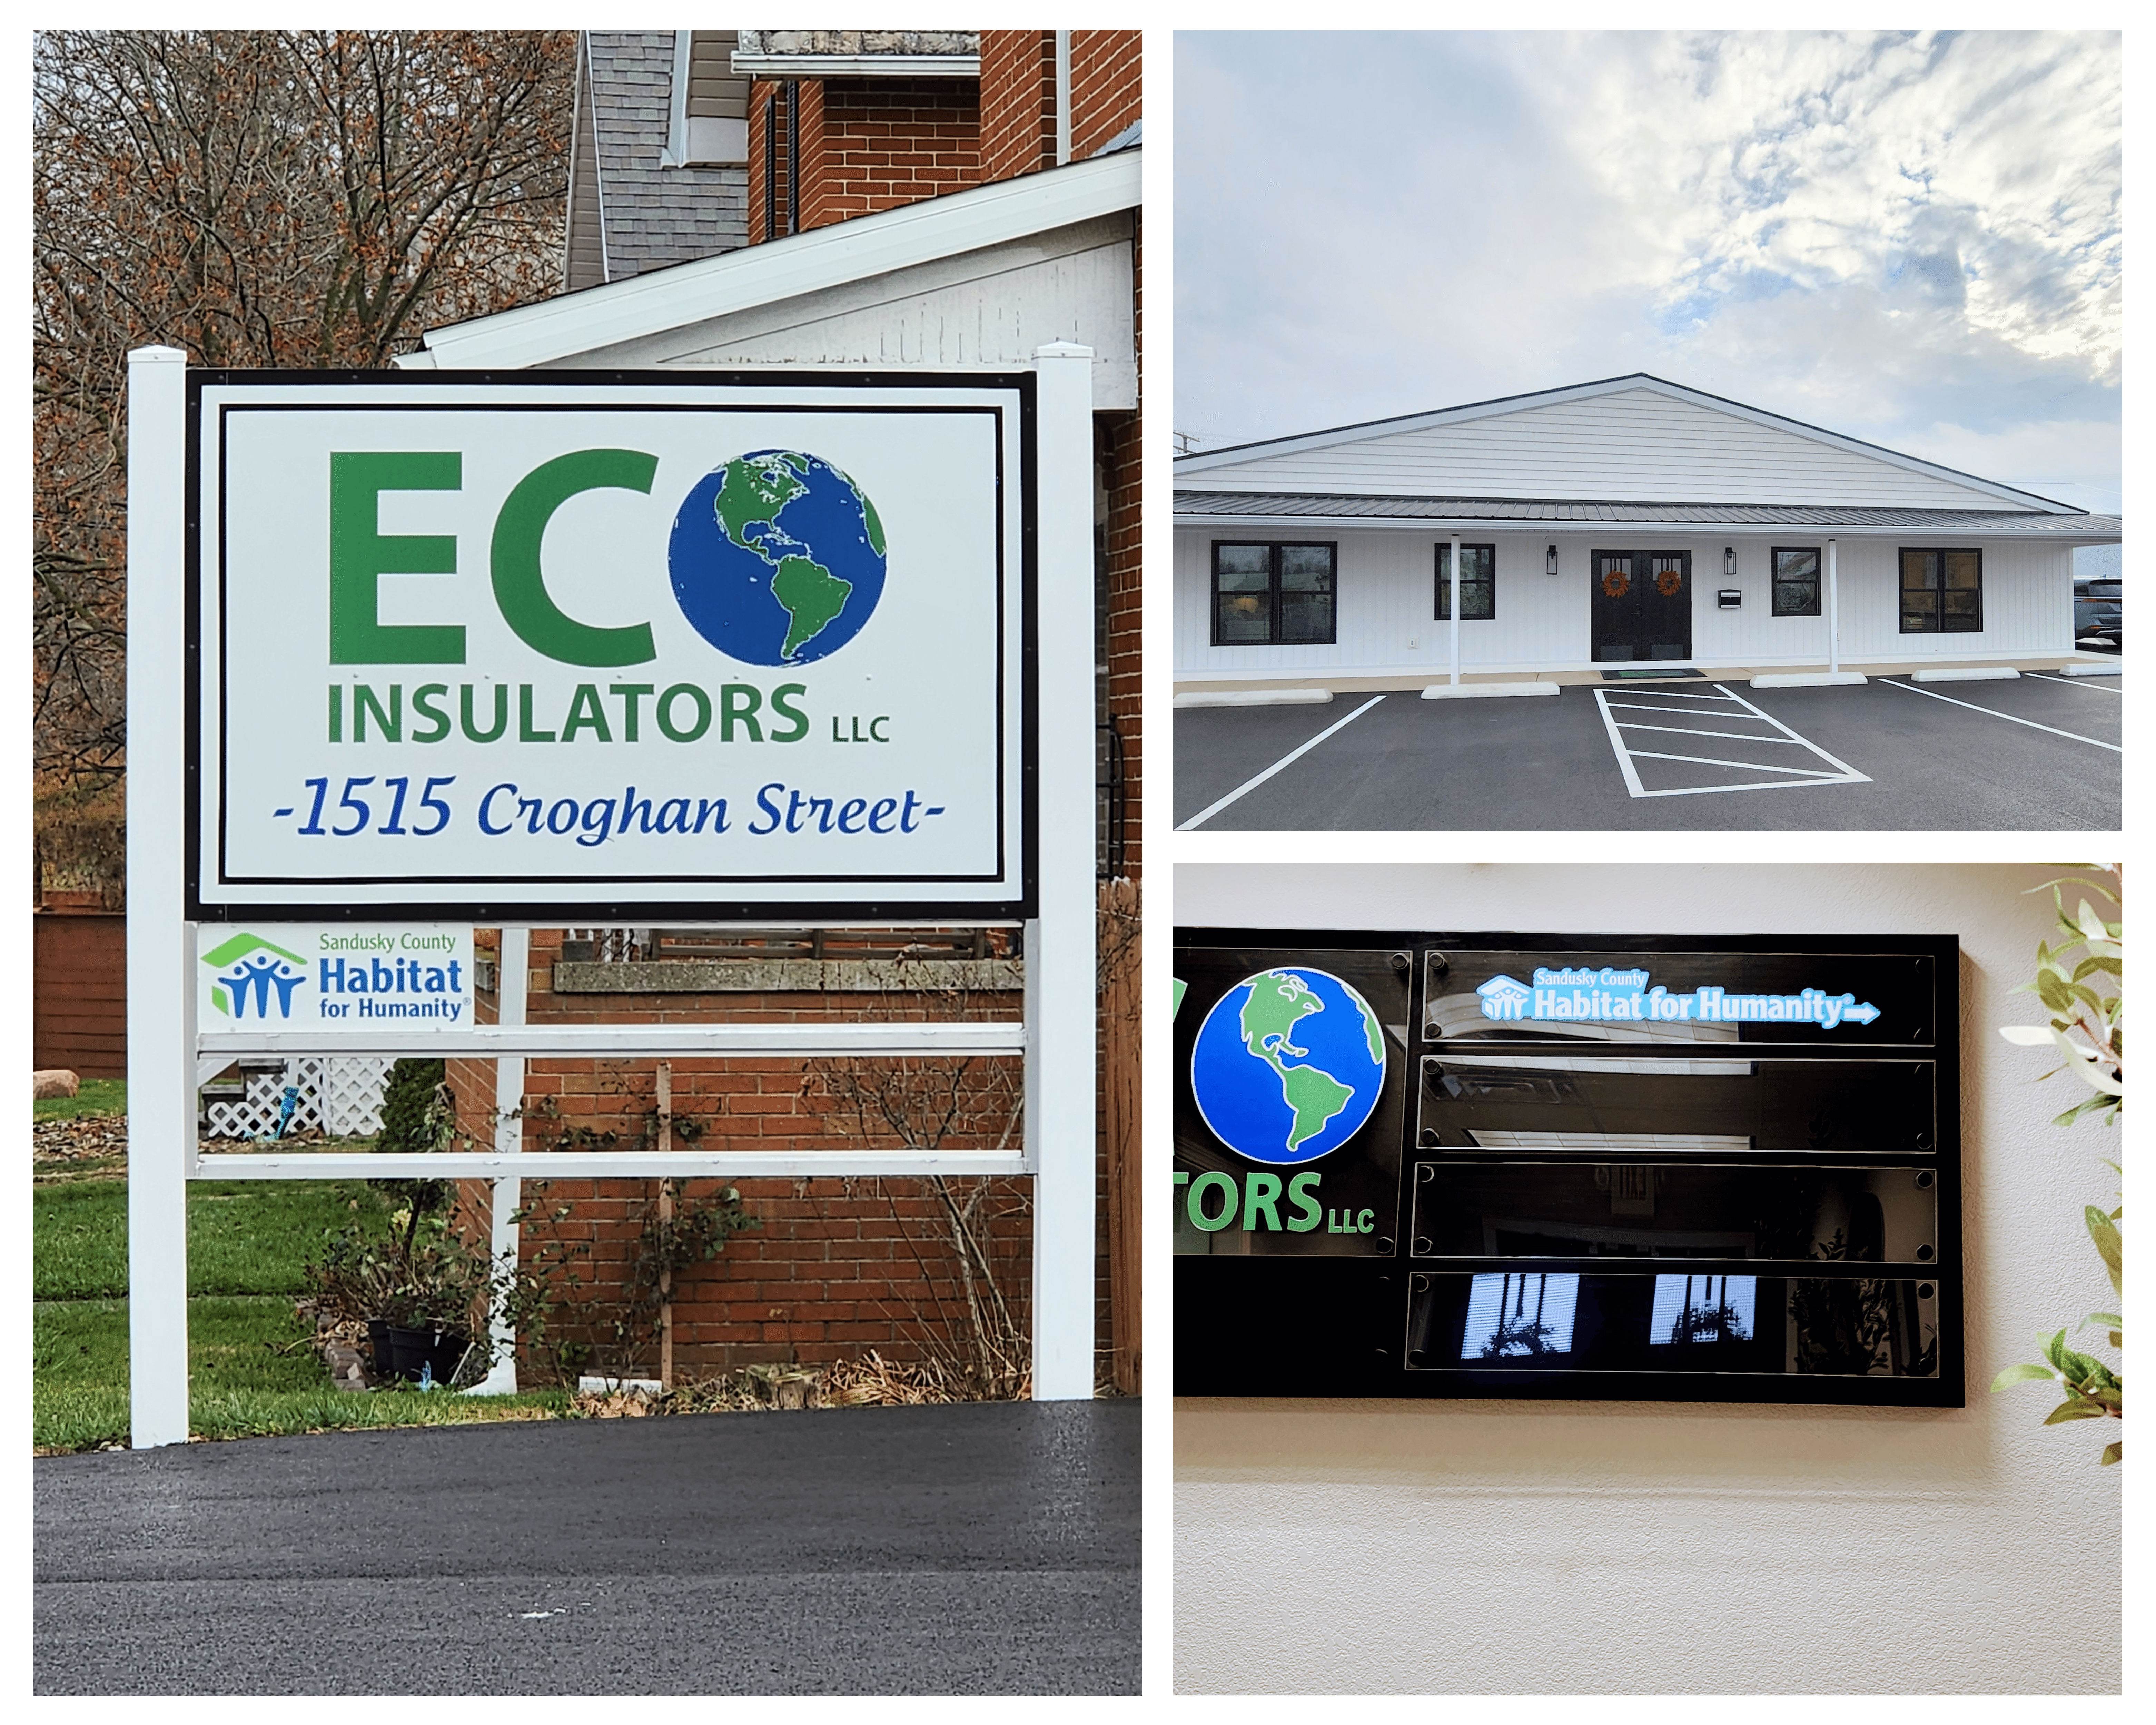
[1174,862,2121,1695]
[1174,529,2076,679]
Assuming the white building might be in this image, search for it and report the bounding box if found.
[1173,375,2121,690]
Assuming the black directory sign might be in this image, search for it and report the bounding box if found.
[1173,930,1961,1406]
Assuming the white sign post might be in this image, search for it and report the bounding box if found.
[127,349,1098,1443]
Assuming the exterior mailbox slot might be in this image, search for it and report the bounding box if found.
[1718,588,1743,608]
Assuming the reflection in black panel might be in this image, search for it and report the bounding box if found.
[1406,1272,1941,1376]
[1424,948,1935,1045]
[1417,1054,1934,1154]
[1410,1162,1939,1262]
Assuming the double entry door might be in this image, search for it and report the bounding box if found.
[1591,549,1691,662]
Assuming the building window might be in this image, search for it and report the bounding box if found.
[1771,546,1821,617]
[1434,543,1495,620]
[1211,542,1336,645]
[1900,548,1982,633]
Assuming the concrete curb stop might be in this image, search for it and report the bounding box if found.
[1418,681,1560,700]
[1174,688,1334,708]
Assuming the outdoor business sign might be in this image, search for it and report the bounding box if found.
[1173,930,1962,1407]
[196,923,475,1029]
[186,370,1033,920]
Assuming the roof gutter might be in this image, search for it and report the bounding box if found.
[1173,511,2123,542]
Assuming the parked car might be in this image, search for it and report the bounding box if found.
[2074,577,2122,652]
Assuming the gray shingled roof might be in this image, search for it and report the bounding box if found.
[1173,491,2122,534]
[589,32,746,281]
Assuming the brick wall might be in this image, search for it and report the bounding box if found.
[446,928,1115,1387]
[1068,30,1142,162]
[744,31,1138,243]
[803,77,981,230]
[979,30,1054,180]
[747,76,980,241]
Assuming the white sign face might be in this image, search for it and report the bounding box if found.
[190,373,1031,918]
[196,924,475,1029]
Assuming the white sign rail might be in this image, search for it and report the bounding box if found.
[127,344,1100,1447]
[198,1021,1026,1058]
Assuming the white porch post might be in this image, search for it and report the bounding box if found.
[1028,340,1098,1400]
[1827,537,1840,675]
[1448,532,1462,686]
[126,345,193,1449]
[470,926,529,1396]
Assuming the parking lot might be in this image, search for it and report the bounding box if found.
[1173,671,2120,830]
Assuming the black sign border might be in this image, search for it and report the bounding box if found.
[1173,927,1964,1408]
[184,367,1037,923]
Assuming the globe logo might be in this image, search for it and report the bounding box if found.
[1189,968,1388,1165]
[667,449,887,665]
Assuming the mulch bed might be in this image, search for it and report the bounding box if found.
[33,1115,128,1177]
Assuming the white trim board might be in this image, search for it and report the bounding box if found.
[407,150,1141,372]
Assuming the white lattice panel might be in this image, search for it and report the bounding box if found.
[204,1056,392,1139]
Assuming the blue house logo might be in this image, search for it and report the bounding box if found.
[1476,974,1534,1021]
[200,932,309,1020]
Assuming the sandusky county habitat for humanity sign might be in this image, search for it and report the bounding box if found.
[188,372,1032,919]
[196,924,475,1028]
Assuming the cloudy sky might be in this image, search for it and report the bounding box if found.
[1174,30,2121,566]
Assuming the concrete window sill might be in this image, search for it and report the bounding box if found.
[546,958,1024,994]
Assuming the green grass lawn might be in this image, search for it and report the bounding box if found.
[33,1166,568,1452]
[36,1077,127,1121]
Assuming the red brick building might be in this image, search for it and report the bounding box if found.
[416,28,1143,1395]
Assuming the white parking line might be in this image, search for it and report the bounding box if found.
[1877,678,2122,752]
[1175,694,1389,830]
[2026,671,2122,695]
[1593,685,1870,798]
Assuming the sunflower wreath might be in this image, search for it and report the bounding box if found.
[1601,568,1631,598]
[1655,567,1684,597]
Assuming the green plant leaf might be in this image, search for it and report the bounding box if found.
[2101,1441,2122,1466]
[2083,1312,2123,1333]
[1999,1024,2055,1046]
[2087,1216,2123,1297]
[1991,1362,2058,1391]
[2044,1398,2107,1424]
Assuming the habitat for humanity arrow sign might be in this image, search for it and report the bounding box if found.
[1476,966,1880,1029]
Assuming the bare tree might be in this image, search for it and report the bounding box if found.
[807,986,1032,1396]
[31,30,573,894]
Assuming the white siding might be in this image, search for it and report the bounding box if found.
[1191,387,2018,510]
[1175,528,2076,677]
[547,214,1138,411]
[1178,530,1587,678]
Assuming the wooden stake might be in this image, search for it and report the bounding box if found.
[656,1061,674,1391]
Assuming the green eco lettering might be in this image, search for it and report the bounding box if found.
[489,448,659,667]
[329,451,465,664]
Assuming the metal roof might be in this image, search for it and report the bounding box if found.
[1174,491,2122,535]
[1171,374,2079,512]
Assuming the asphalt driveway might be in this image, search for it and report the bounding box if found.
[34,1399,1140,1695]
[1173,672,2120,830]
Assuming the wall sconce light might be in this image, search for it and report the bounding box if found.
[1546,543,1559,576]
[1724,545,1736,578]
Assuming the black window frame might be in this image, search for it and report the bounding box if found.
[1210,540,1338,646]
[1770,546,1822,618]
[1434,542,1496,621]
[1899,547,1984,635]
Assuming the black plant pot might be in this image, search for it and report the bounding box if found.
[366,1320,472,1386]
